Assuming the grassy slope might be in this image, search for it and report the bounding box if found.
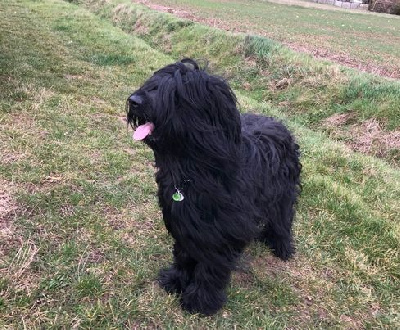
[0,0,399,328]
[142,0,400,78]
[73,0,400,165]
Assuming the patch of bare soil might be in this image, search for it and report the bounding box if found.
[322,114,400,161]
[135,0,400,79]
[0,181,18,260]
[0,182,41,296]
[138,1,195,19]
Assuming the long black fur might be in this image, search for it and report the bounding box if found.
[127,59,301,315]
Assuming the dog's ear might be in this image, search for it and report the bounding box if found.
[181,58,199,71]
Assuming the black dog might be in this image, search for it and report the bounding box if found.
[127,59,301,315]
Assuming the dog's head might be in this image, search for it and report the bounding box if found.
[127,58,241,153]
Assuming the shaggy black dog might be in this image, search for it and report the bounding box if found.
[127,58,301,316]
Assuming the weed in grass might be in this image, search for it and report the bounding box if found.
[75,274,104,298]
[244,36,281,62]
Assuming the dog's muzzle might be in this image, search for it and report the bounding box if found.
[127,93,155,141]
[127,94,143,127]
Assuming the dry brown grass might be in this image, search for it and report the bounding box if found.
[322,114,400,161]
[0,181,20,264]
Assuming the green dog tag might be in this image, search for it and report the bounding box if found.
[172,191,184,202]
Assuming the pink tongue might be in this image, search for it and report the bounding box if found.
[133,122,155,141]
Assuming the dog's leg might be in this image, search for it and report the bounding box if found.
[158,242,196,294]
[260,196,295,261]
[180,260,232,316]
[261,227,294,261]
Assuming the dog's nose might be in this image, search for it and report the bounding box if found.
[128,94,142,106]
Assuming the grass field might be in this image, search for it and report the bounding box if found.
[140,0,400,79]
[1,0,399,328]
[73,0,400,165]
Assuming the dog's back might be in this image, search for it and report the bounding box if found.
[240,113,300,180]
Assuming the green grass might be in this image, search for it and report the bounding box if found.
[0,0,399,328]
[72,0,400,165]
[141,0,400,78]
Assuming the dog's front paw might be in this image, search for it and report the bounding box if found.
[158,267,184,294]
[180,284,226,316]
[272,240,295,261]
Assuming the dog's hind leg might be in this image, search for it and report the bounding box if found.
[158,242,196,294]
[259,197,295,261]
